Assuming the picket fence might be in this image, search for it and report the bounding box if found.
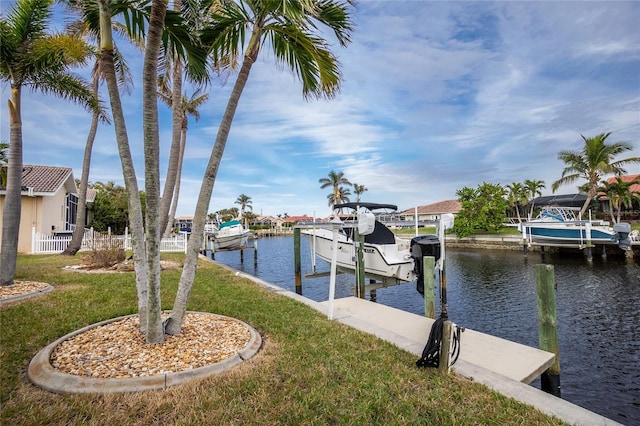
[31,227,188,254]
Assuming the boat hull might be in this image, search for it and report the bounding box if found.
[213,230,251,250]
[521,222,617,244]
[304,229,415,284]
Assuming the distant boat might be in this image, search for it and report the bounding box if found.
[212,220,251,250]
[303,202,439,285]
[519,206,621,246]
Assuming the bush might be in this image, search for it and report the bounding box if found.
[82,245,126,269]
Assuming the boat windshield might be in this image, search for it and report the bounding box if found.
[537,207,578,222]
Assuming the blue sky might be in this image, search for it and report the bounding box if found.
[2,1,639,218]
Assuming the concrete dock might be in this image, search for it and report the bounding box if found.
[227,265,622,426]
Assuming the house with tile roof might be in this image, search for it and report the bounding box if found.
[0,165,78,253]
[398,200,462,222]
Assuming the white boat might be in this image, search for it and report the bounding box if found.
[519,206,621,246]
[303,203,419,284]
[212,220,251,250]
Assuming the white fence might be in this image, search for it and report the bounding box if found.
[31,227,188,254]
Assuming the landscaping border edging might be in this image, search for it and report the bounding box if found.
[27,312,262,394]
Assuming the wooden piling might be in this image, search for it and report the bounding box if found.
[536,264,561,397]
[438,320,453,373]
[254,239,258,267]
[294,228,302,293]
[423,256,436,319]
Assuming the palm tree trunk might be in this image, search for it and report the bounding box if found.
[158,27,184,235]
[62,76,100,256]
[140,0,167,344]
[0,86,23,286]
[165,28,262,335]
[164,128,186,237]
[98,0,148,332]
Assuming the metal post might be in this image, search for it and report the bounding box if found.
[355,228,365,299]
[327,216,342,320]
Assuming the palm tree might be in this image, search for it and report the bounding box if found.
[165,0,354,335]
[524,179,545,218]
[319,170,352,209]
[552,132,640,218]
[597,176,640,223]
[235,193,253,227]
[0,0,99,287]
[506,182,528,223]
[158,86,209,237]
[353,183,368,202]
[61,0,135,256]
[327,185,351,208]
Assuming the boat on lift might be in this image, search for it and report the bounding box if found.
[212,220,251,250]
[303,203,422,284]
[518,206,621,246]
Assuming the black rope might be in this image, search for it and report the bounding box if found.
[416,317,445,368]
[416,318,463,368]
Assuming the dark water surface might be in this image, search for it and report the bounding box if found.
[210,236,640,425]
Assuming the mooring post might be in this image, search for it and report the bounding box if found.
[521,223,528,256]
[438,320,453,373]
[585,222,593,262]
[423,256,436,319]
[294,228,302,294]
[240,247,244,263]
[536,264,561,397]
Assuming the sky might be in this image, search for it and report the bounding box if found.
[1,1,639,219]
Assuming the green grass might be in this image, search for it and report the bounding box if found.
[0,254,567,425]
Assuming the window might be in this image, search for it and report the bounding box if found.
[65,193,78,230]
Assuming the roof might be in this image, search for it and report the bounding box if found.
[0,165,76,196]
[400,200,462,215]
[605,174,640,192]
[283,215,314,223]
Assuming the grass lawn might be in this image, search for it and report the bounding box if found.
[0,254,567,425]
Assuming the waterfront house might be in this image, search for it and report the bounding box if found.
[0,165,78,253]
[398,200,462,222]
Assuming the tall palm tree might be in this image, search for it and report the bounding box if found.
[524,179,545,218]
[235,193,253,226]
[0,0,99,287]
[505,182,527,223]
[319,170,352,209]
[158,86,209,237]
[61,0,135,256]
[552,132,640,218]
[327,185,351,208]
[353,183,367,202]
[165,0,354,335]
[597,176,640,223]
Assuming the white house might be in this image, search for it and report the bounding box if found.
[0,165,78,253]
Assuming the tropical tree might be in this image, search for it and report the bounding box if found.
[353,183,367,202]
[505,182,527,223]
[164,0,354,335]
[319,170,352,209]
[524,179,545,218]
[597,176,640,223]
[551,132,640,218]
[61,0,135,255]
[158,87,209,237]
[452,182,508,238]
[0,0,99,286]
[235,193,253,226]
[327,185,351,208]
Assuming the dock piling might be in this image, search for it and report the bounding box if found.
[536,264,561,397]
[423,256,436,319]
[294,228,302,294]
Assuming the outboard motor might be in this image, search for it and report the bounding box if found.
[410,235,441,296]
[613,222,632,251]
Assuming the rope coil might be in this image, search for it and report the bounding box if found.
[416,318,463,368]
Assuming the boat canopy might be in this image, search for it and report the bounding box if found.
[219,220,241,229]
[334,202,398,211]
[529,193,587,207]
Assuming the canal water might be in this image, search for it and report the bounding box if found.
[210,236,640,425]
